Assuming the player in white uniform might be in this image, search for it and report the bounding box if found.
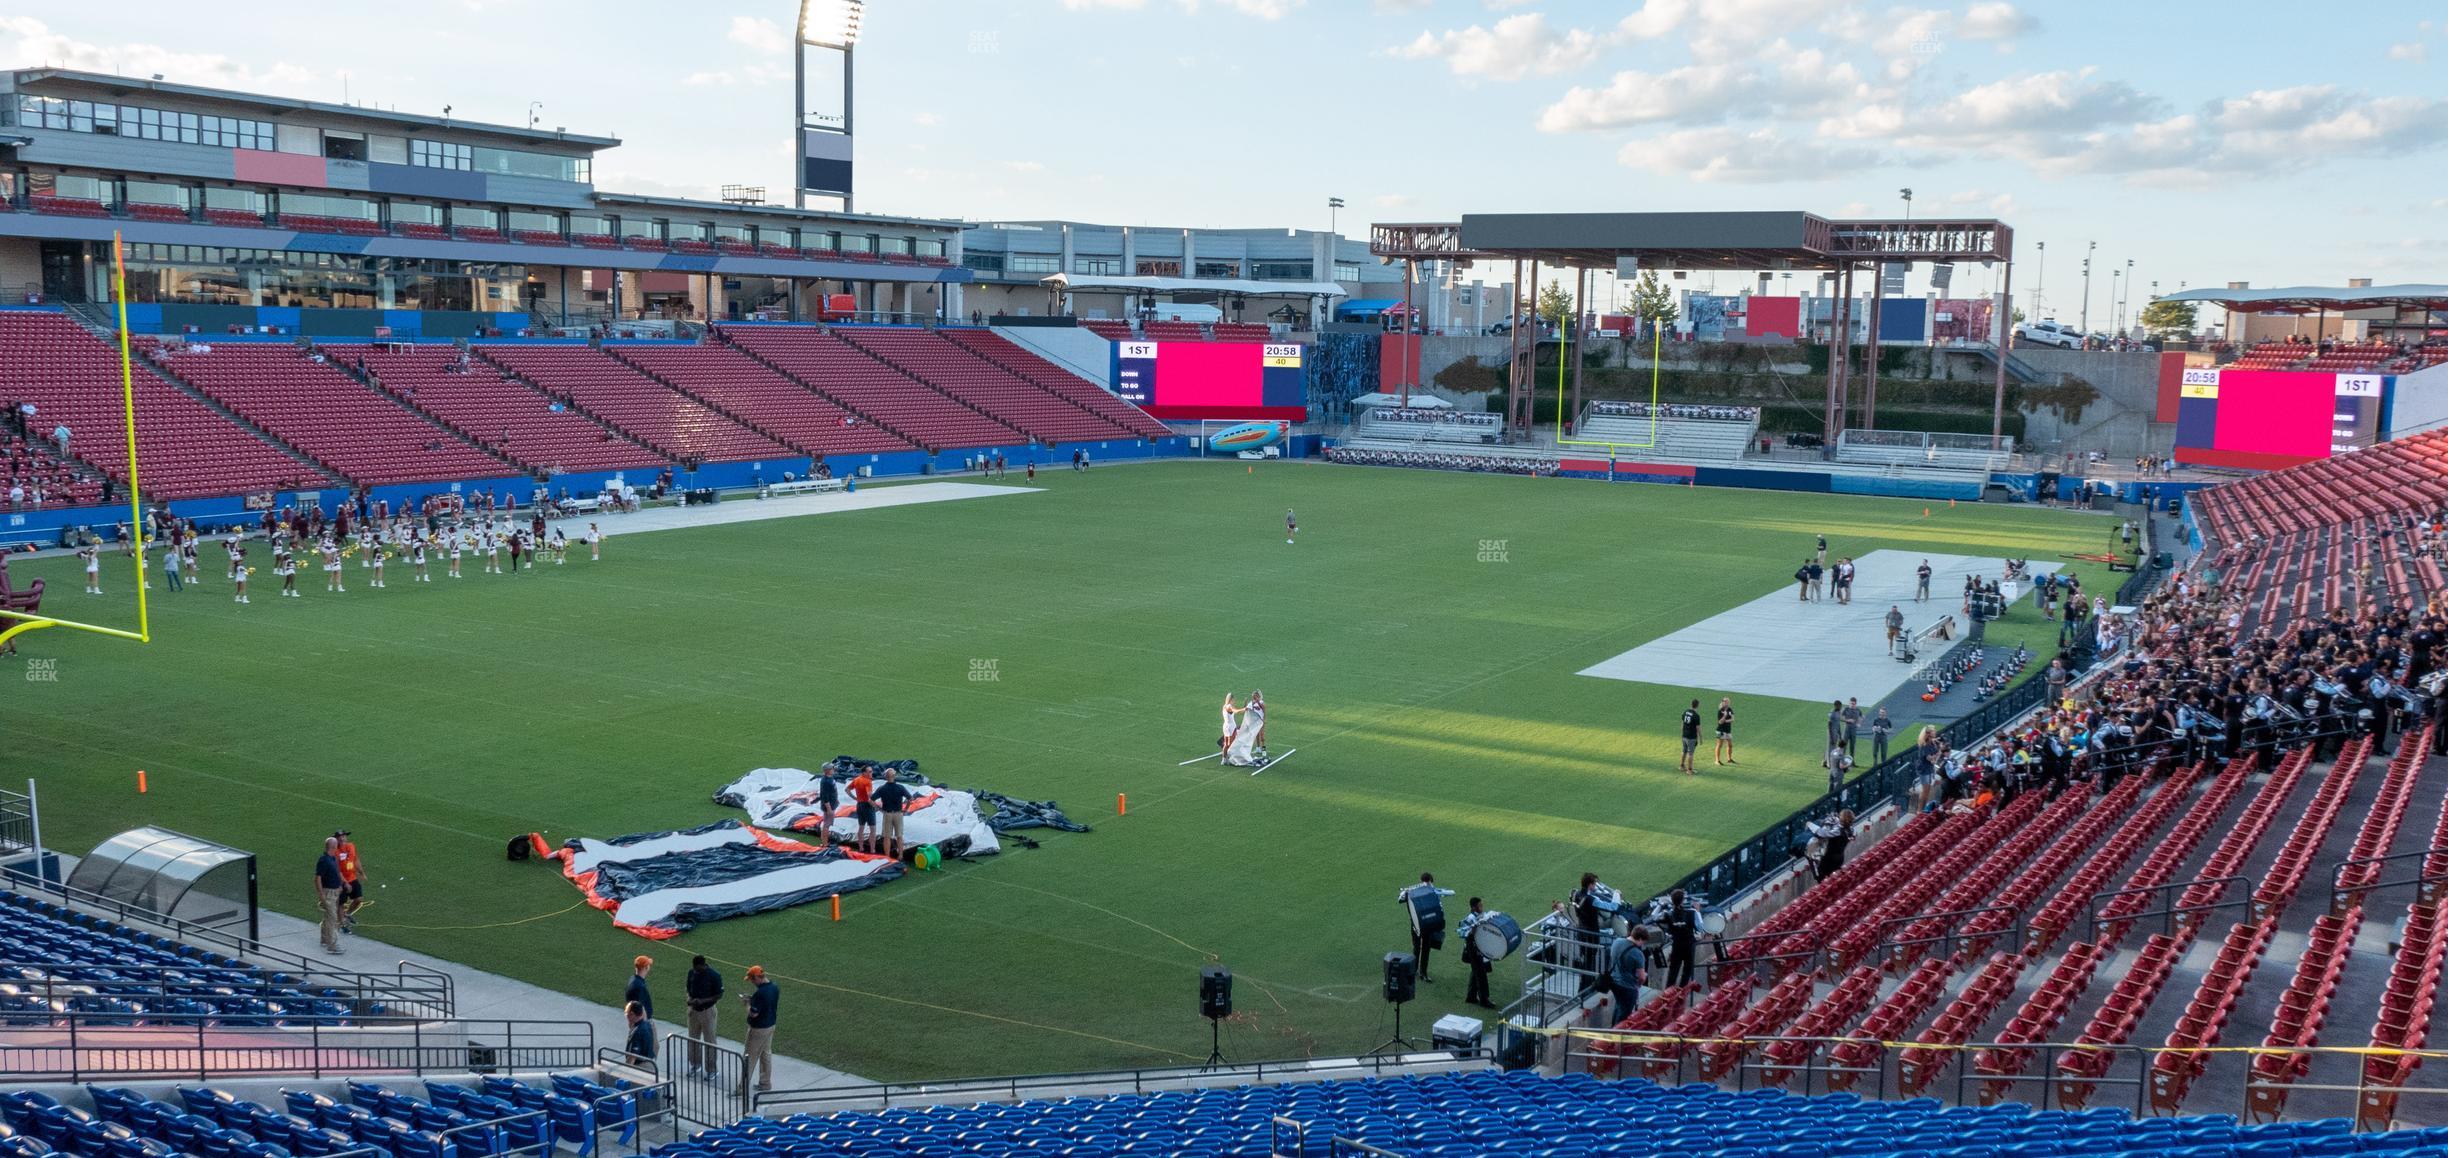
[585,522,602,561]
[80,545,101,595]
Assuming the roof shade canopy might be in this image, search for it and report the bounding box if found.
[1368,212,2013,271]
[2158,284,2448,314]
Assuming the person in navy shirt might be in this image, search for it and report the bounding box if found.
[739,965,780,1096]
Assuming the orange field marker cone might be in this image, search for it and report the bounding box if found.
[1949,498,1957,508]
[1924,506,1931,518]
[1118,793,1128,815]
[831,895,841,922]
[136,770,147,794]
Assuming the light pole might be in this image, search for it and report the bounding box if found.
[527,101,543,130]
[2121,259,2135,333]
[1328,196,1344,238]
[1900,187,1913,222]
[2079,241,2096,336]
[2110,269,2122,335]
[2033,241,2046,321]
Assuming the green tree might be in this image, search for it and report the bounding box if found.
[1628,270,1679,327]
[1535,282,1575,328]
[2138,299,2198,337]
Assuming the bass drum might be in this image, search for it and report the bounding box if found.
[1700,910,1728,936]
[1471,912,1524,963]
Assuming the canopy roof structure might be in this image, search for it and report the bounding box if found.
[2158,284,2448,315]
[1371,212,2013,271]
[65,826,258,939]
[1038,273,1346,298]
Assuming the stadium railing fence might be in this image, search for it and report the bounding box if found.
[0,869,458,1021]
[745,1051,1489,1118]
[0,1013,597,1082]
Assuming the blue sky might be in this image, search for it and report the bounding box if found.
[6,2,2443,313]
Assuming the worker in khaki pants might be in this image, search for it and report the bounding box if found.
[739,965,779,1099]
[313,837,346,955]
[683,955,724,1081]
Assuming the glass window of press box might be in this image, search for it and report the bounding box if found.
[840,234,873,254]
[391,201,444,227]
[123,180,192,211]
[618,217,661,240]
[508,210,562,236]
[570,215,613,239]
[14,96,273,150]
[452,206,502,232]
[105,243,529,312]
[278,192,377,223]
[27,172,115,206]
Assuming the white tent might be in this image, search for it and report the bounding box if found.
[1350,392,1456,410]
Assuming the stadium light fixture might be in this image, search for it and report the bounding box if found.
[801,0,864,48]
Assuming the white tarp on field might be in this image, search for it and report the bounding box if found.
[715,768,1002,857]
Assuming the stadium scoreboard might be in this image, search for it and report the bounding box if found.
[1114,341,1308,420]
[2172,367,2389,471]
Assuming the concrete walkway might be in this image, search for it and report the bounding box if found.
[248,900,868,1089]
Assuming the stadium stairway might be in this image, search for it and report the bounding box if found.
[713,326,1025,454]
[603,345,913,460]
[346,347,667,476]
[472,347,796,466]
[829,329,1135,445]
[138,344,516,488]
[937,330,1170,440]
[650,1069,2448,1157]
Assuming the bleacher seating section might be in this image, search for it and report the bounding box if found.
[1575,408,1759,464]
[1,433,103,508]
[1078,321,1135,343]
[939,331,1171,439]
[477,347,796,465]
[0,312,320,499]
[717,327,1026,452]
[652,1070,2448,1157]
[349,348,662,475]
[0,892,361,1027]
[609,345,913,458]
[1140,321,1206,342]
[830,329,1143,444]
[0,1072,643,1158]
[2187,429,2448,629]
[1210,323,1272,343]
[141,345,514,486]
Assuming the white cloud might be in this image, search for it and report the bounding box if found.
[1373,193,1416,208]
[2388,41,2428,63]
[1372,0,1432,11]
[1061,0,1148,9]
[1957,2,2035,40]
[679,63,786,87]
[912,111,943,127]
[1537,41,1865,131]
[0,15,318,91]
[1614,0,1693,40]
[1616,126,1880,182]
[1172,0,1304,16]
[1395,13,1602,81]
[726,16,790,55]
[1004,160,1046,172]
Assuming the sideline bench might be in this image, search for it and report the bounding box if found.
[763,478,847,499]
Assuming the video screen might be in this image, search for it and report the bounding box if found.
[1113,342,1308,420]
[2172,369,2385,471]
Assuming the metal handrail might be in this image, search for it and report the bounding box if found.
[754,1051,1490,1115]
[0,1012,594,1082]
[2083,875,2251,945]
[2330,844,2448,911]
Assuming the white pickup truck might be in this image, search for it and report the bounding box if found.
[2014,319,2083,349]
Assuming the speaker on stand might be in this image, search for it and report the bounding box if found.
[1370,952,1420,1056]
[1199,965,1232,1068]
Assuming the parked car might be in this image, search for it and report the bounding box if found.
[2014,319,2083,349]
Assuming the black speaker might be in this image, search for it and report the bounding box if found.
[1199,965,1232,1020]
[1383,952,1417,1004]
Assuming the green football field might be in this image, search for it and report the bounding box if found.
[5,461,2117,1081]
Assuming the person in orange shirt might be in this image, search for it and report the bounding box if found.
[333,830,365,933]
[849,767,877,855]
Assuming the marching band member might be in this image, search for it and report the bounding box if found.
[1396,872,1454,983]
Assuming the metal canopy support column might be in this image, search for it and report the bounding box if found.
[1505,258,1529,435]
[1992,260,2013,448]
[1864,265,1883,430]
[1570,266,1588,428]
[1400,257,1418,405]
[1824,264,1850,451]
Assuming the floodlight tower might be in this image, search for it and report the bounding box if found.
[794,0,864,211]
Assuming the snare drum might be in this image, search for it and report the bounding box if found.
[1700,910,1728,936]
[1471,912,1524,962]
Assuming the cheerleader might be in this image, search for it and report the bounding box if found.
[275,544,298,597]
[409,533,430,583]
[231,544,250,604]
[585,522,602,561]
[181,539,204,588]
[445,526,463,579]
[549,529,568,565]
[369,540,388,588]
[80,545,101,595]
[321,538,346,593]
[482,527,501,574]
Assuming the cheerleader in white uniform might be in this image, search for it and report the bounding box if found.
[549,529,568,565]
[357,527,377,569]
[368,540,388,588]
[321,539,346,593]
[409,533,430,582]
[585,522,602,561]
[274,545,298,597]
[180,539,204,589]
[231,545,250,604]
[482,528,501,574]
[80,545,102,595]
[445,526,464,579]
